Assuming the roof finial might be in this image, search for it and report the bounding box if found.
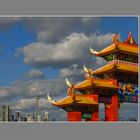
[47,94,56,103]
[89,46,98,54]
[125,32,137,45]
[112,34,120,46]
[83,65,88,73]
[66,78,74,96]
[66,78,72,87]
[83,65,94,79]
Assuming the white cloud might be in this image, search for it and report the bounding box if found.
[0,87,14,99]
[27,69,45,79]
[95,57,107,68]
[0,78,67,102]
[119,103,138,121]
[11,98,52,111]
[22,33,113,68]
[24,17,100,43]
[12,98,35,110]
[60,64,85,82]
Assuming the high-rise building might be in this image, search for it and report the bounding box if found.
[0,105,3,121]
[0,105,12,121]
[44,112,49,121]
[15,111,21,121]
[37,115,42,122]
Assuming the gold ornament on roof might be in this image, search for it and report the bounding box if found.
[112,34,120,45]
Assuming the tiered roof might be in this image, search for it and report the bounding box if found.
[47,93,98,107]
[92,60,138,75]
[48,78,118,107]
[90,33,138,57]
[74,78,118,90]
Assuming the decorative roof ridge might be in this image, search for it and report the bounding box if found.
[91,77,117,83]
[92,63,114,72]
[108,60,138,66]
[74,76,117,84]
[120,42,138,47]
[47,94,56,104]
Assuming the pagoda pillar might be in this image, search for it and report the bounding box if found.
[105,93,118,121]
[91,94,99,121]
[91,106,99,121]
[67,112,81,121]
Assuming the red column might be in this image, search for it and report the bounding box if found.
[105,93,118,121]
[92,94,99,121]
[91,106,99,121]
[67,112,81,121]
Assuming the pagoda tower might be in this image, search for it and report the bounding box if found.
[90,33,138,103]
[48,33,138,122]
[90,33,138,84]
[48,78,118,121]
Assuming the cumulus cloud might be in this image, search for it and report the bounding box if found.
[0,78,67,102]
[0,17,99,41]
[0,87,15,99]
[27,69,45,79]
[24,17,100,43]
[22,33,113,68]
[95,57,107,68]
[12,98,35,110]
[119,103,138,121]
[0,81,34,102]
[60,64,85,82]
[11,98,52,110]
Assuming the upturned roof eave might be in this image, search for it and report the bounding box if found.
[91,43,138,57]
[92,62,138,76]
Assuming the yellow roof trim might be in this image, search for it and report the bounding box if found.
[91,42,138,56]
[93,61,138,75]
[74,78,118,90]
[52,94,98,107]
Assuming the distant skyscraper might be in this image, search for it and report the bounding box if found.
[4,105,9,121]
[37,115,42,122]
[15,111,21,121]
[0,105,3,121]
[0,105,12,121]
[44,112,49,121]
[27,114,33,122]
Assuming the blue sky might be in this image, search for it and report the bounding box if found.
[100,17,138,41]
[0,17,138,121]
[0,23,36,86]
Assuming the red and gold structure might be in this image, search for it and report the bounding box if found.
[48,33,138,122]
